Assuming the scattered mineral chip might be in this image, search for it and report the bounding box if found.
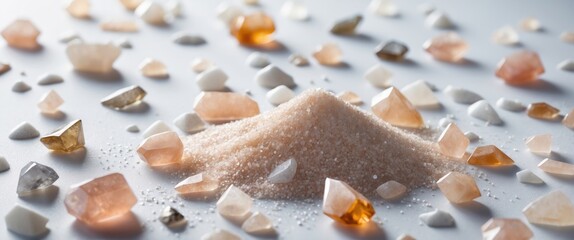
[495,51,544,85]
[9,122,39,140]
[364,64,392,88]
[139,58,168,78]
[437,123,469,159]
[376,180,407,201]
[59,31,82,44]
[126,124,140,133]
[159,206,186,228]
[37,74,64,85]
[0,62,11,75]
[401,80,440,108]
[423,32,468,62]
[496,98,526,112]
[330,15,362,35]
[468,145,514,167]
[322,178,375,225]
[65,0,90,19]
[242,212,276,236]
[492,26,520,45]
[374,41,408,61]
[444,85,483,104]
[174,173,219,197]
[201,229,240,240]
[525,134,552,156]
[196,67,228,91]
[425,11,453,29]
[266,85,295,106]
[246,52,270,68]
[419,209,455,227]
[1,19,41,50]
[527,102,560,120]
[114,38,132,49]
[143,120,172,138]
[337,91,363,105]
[4,205,49,237]
[100,20,139,32]
[40,120,85,152]
[288,54,310,66]
[66,43,121,74]
[101,85,147,110]
[520,17,541,31]
[0,156,9,172]
[37,90,64,114]
[437,172,480,203]
[255,65,295,88]
[467,100,503,125]
[516,169,544,185]
[371,87,424,128]
[231,12,276,45]
[280,1,309,21]
[216,185,253,221]
[481,218,533,240]
[171,32,206,45]
[313,43,343,66]
[174,112,205,134]
[368,0,398,17]
[522,190,574,227]
[17,161,59,196]
[538,158,574,177]
[137,131,183,167]
[119,0,142,11]
[135,0,167,25]
[558,59,574,71]
[267,158,297,184]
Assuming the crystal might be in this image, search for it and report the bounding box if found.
[9,122,39,140]
[65,173,137,225]
[481,218,533,240]
[126,124,139,133]
[527,102,559,120]
[558,59,574,71]
[444,85,483,104]
[17,161,59,195]
[496,98,525,112]
[167,0,183,17]
[425,11,452,29]
[376,180,407,201]
[522,190,574,227]
[467,145,514,166]
[525,134,551,156]
[563,109,574,129]
[12,81,31,93]
[401,80,440,108]
[396,233,416,240]
[194,92,260,124]
[371,87,424,128]
[364,64,392,88]
[255,65,295,88]
[468,100,503,125]
[66,0,90,19]
[492,26,519,45]
[172,32,206,45]
[495,51,544,85]
[135,1,167,25]
[242,212,275,236]
[313,43,343,66]
[100,20,139,32]
[1,19,41,50]
[246,52,270,68]
[322,178,375,225]
[437,123,469,159]
[330,15,362,35]
[4,205,49,237]
[266,85,295,106]
[464,132,479,142]
[142,120,171,138]
[516,169,544,185]
[40,120,85,152]
[538,158,574,177]
[196,67,228,91]
[0,156,9,172]
[139,58,168,78]
[280,1,309,21]
[137,131,183,167]
[119,0,142,11]
[337,91,363,105]
[437,172,480,203]
[37,74,63,85]
[216,185,253,220]
[0,62,11,75]
[268,158,297,184]
[520,17,541,31]
[369,0,398,17]
[201,229,240,240]
[101,85,147,110]
[560,31,574,43]
[216,3,243,27]
[423,32,468,62]
[37,90,64,114]
[66,43,121,73]
[159,206,186,228]
[190,58,214,73]
[114,38,132,49]
[174,112,205,134]
[174,173,219,197]
[231,12,275,45]
[419,209,455,227]
[375,41,408,61]
[288,54,310,66]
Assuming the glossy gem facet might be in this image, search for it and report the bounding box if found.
[467,145,514,167]
[40,120,85,152]
[322,178,375,225]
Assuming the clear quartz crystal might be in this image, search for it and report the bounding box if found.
[267,159,297,183]
[37,90,64,114]
[241,212,275,235]
[17,162,59,195]
[492,26,520,45]
[216,185,253,220]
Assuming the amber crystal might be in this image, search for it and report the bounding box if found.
[423,32,468,62]
[40,120,85,152]
[437,123,469,159]
[101,85,146,110]
[467,145,514,167]
[527,102,560,120]
[495,51,544,85]
[538,158,574,177]
[313,43,343,66]
[522,190,574,227]
[1,19,41,50]
[137,131,183,167]
[65,173,137,225]
[100,20,138,32]
[563,109,574,129]
[481,218,533,240]
[194,92,260,124]
[437,172,481,204]
[322,178,375,225]
[374,41,408,61]
[174,172,219,197]
[231,12,275,45]
[371,87,424,128]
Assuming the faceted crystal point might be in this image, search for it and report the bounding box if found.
[496,98,526,112]
[201,229,241,240]
[516,169,544,185]
[481,218,533,240]
[520,17,541,31]
[401,80,440,108]
[242,212,276,236]
[337,91,363,105]
[143,120,171,138]
[376,180,407,201]
[364,64,392,88]
[0,156,9,172]
[492,26,519,45]
[322,178,375,225]
[40,120,85,152]
[37,74,64,85]
[280,1,309,21]
[465,132,479,142]
[419,209,455,227]
[4,205,49,237]
[437,172,480,204]
[266,85,295,106]
[191,58,214,73]
[375,41,408,61]
[37,90,64,114]
[119,0,142,11]
[268,159,297,184]
[174,112,205,134]
[196,67,228,91]
[100,20,139,32]
[135,1,167,25]
[538,158,574,177]
[1,19,41,50]
[437,123,469,159]
[139,58,168,78]
[369,0,399,17]
[101,85,147,110]
[371,87,424,128]
[330,15,363,35]
[313,43,343,65]
[65,173,137,225]
[137,131,183,167]
[66,0,90,19]
[9,122,39,140]
[255,65,295,88]
[525,134,552,156]
[194,92,260,124]
[495,51,544,85]
[444,85,483,104]
[66,43,121,74]
[246,52,270,68]
[216,185,253,220]
[159,206,186,228]
[527,102,560,120]
[288,54,310,66]
[563,109,574,129]
[467,100,503,125]
[467,145,514,167]
[522,190,574,227]
[231,12,275,45]
[174,173,219,197]
[423,32,468,62]
[17,161,59,196]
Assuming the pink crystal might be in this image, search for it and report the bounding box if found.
[495,51,545,85]
[423,32,468,62]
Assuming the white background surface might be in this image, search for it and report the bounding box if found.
[1,0,574,239]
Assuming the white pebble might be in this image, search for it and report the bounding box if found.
[401,80,440,108]
[368,0,398,17]
[280,1,309,21]
[443,85,482,104]
[172,32,206,45]
[255,65,295,88]
[419,209,455,227]
[143,120,171,138]
[5,205,49,237]
[516,169,544,185]
[12,81,31,93]
[246,52,270,68]
[496,98,526,112]
[174,112,206,134]
[468,100,502,125]
[196,67,228,91]
[425,11,452,29]
[0,156,9,172]
[364,64,392,88]
[557,59,574,71]
[190,58,214,73]
[126,124,140,133]
[266,85,295,106]
[9,122,40,140]
[464,132,479,142]
[37,74,64,85]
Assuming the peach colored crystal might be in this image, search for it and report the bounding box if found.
[525,134,552,156]
[495,51,544,85]
[100,20,139,32]
[322,178,375,225]
[563,109,574,129]
[194,92,260,124]
[467,145,514,167]
[64,173,137,225]
[337,91,362,105]
[174,172,219,197]
[522,190,574,227]
[527,102,560,120]
[40,119,85,152]
[371,87,424,128]
[137,131,183,167]
[313,43,343,66]
[423,32,468,62]
[537,158,574,177]
[481,218,533,240]
[1,19,41,50]
[230,12,275,45]
[437,172,481,204]
[437,123,469,159]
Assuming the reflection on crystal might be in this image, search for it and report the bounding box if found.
[17,162,59,196]
[437,172,480,204]
[322,178,375,225]
[40,120,85,152]
[101,85,147,110]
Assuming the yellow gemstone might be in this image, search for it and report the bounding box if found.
[527,102,560,120]
[467,145,514,166]
[101,85,147,110]
[231,12,275,45]
[437,123,469,159]
[40,120,85,152]
[322,178,375,225]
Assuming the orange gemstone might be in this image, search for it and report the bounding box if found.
[495,51,545,85]
[322,178,375,225]
[437,172,481,204]
[1,19,41,50]
[194,92,260,124]
[437,123,469,159]
[467,145,514,166]
[371,87,424,128]
[481,218,533,240]
[231,12,275,45]
[527,102,560,120]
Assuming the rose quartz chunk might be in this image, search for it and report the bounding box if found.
[1,19,41,50]
[437,172,481,204]
[371,87,424,128]
[376,180,407,201]
[495,51,544,85]
[537,158,574,177]
[481,218,533,240]
[522,190,574,227]
[194,92,260,124]
[313,43,343,65]
[137,131,183,167]
[423,32,468,62]
[525,134,551,156]
[437,123,469,159]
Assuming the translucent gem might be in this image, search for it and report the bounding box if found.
[444,85,483,104]
[100,20,139,32]
[37,74,64,85]
[174,112,205,134]
[66,43,121,74]
[1,19,41,50]
[495,51,544,85]
[516,169,544,185]
[194,92,260,124]
[438,123,469,159]
[401,80,440,108]
[322,178,375,225]
[467,145,514,167]
[527,102,559,120]
[0,156,9,172]
[101,85,147,110]
[65,173,137,225]
[142,120,171,138]
[481,218,533,240]
[464,132,479,142]
[288,54,310,66]
[560,31,574,43]
[563,109,574,129]
[135,1,167,25]
[313,43,343,65]
[119,0,142,11]
[280,1,309,21]
[376,180,407,201]
[337,91,363,105]
[174,173,219,197]
[4,205,49,237]
[17,161,59,196]
[172,32,206,45]
[231,12,275,45]
[139,58,168,78]
[268,158,297,184]
[492,26,519,45]
[201,229,241,240]
[242,212,275,236]
[558,59,574,71]
[40,119,85,152]
[425,11,452,29]
[216,3,243,27]
[369,0,399,17]
[330,15,362,35]
[216,185,253,220]
[538,158,574,177]
[266,85,295,106]
[496,98,525,112]
[375,41,408,61]
[137,131,183,167]
[419,209,455,227]
[520,17,541,31]
[37,90,64,114]
[371,87,424,128]
[522,190,574,227]
[196,67,228,91]
[190,58,214,73]
[437,172,480,204]
[525,134,551,156]
[364,64,392,88]
[423,32,468,62]
[0,62,11,75]
[468,100,503,125]
[9,122,39,140]
[12,81,31,93]
[246,52,270,68]
[66,0,90,19]
[159,206,186,228]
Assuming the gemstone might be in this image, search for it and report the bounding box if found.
[525,134,551,156]
[376,180,407,201]
[330,15,362,35]
[174,172,219,197]
[401,80,440,108]
[423,32,468,62]
[560,31,574,43]
[0,156,9,172]
[172,32,206,45]
[538,158,574,177]
[322,178,375,225]
[1,19,41,50]
[368,0,399,17]
[495,51,544,85]
[0,62,11,75]
[37,90,64,114]
[396,233,416,240]
[375,41,408,61]
[516,169,544,185]
[37,74,64,85]
[119,0,142,11]
[201,229,241,240]
[266,85,295,106]
[126,125,139,133]
[527,102,560,120]
[12,81,31,93]
[40,120,85,152]
[242,212,275,236]
[255,65,295,89]
[438,123,469,159]
[159,206,186,228]
[9,122,39,140]
[142,120,171,138]
[468,100,503,125]
[174,112,205,134]
[137,131,183,167]
[246,52,270,68]
[467,145,514,166]
[66,43,121,73]
[135,1,167,25]
[371,87,424,128]
[496,98,526,112]
[101,85,147,110]
[288,54,310,66]
[438,172,481,204]
[194,92,260,124]
[364,64,392,88]
[558,59,574,71]
[196,67,228,91]
[190,58,214,73]
[216,185,253,220]
[465,132,479,142]
[425,11,452,29]
[481,218,533,240]
[268,158,297,184]
[419,209,455,227]
[280,1,309,21]
[4,205,49,237]
[100,20,139,32]
[563,109,574,129]
[216,3,243,27]
[231,12,275,45]
[520,17,541,31]
[66,0,90,19]
[444,85,483,104]
[522,190,574,227]
[17,161,59,196]
[139,58,168,78]
[492,26,519,45]
[65,173,137,225]
[313,43,343,65]
[337,91,363,105]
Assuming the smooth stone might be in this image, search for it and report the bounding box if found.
[173,112,206,134]
[172,32,206,45]
[216,185,253,221]
[12,81,31,93]
[443,85,482,104]
[266,85,295,106]
[401,80,440,108]
[558,59,574,71]
[364,64,392,88]
[0,156,9,172]
[496,98,526,112]
[4,205,49,237]
[464,131,479,142]
[242,212,275,236]
[37,74,64,85]
[246,52,270,68]
[492,26,520,45]
[288,54,310,66]
[143,120,172,138]
[267,159,297,184]
[255,65,295,88]
[516,169,544,185]
[196,67,228,91]
[425,11,452,28]
[126,124,140,133]
[369,0,399,17]
[468,100,502,125]
[419,209,455,227]
[9,122,39,140]
[280,1,309,21]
